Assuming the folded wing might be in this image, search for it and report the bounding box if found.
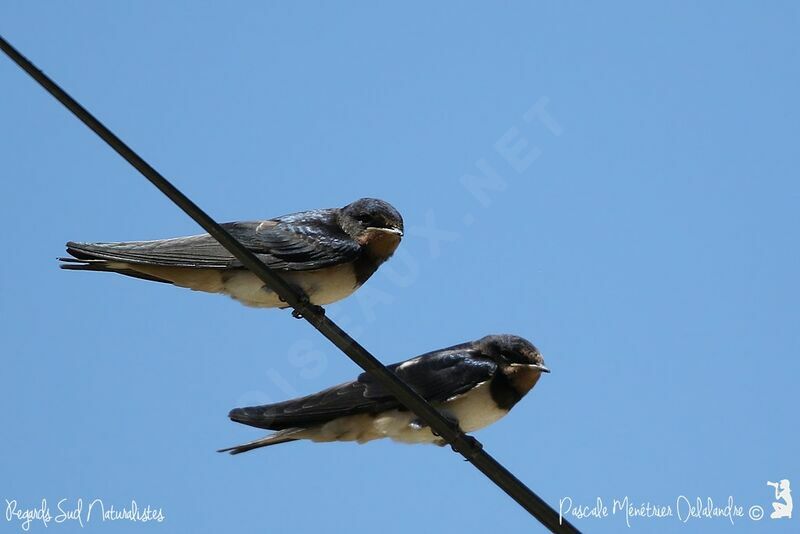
[62,209,361,272]
[229,346,498,430]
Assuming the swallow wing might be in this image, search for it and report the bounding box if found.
[229,347,497,430]
[364,347,498,403]
[63,209,361,271]
[229,379,395,430]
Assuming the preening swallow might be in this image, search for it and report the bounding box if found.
[219,334,548,454]
[60,198,403,308]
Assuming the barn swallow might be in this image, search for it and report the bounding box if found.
[60,198,403,308]
[219,334,548,454]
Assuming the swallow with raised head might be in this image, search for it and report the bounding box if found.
[219,334,548,454]
[60,198,403,308]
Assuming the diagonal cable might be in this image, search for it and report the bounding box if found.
[1,34,580,534]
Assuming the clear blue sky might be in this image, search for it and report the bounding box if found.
[1,3,798,533]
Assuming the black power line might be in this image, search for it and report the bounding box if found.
[1,34,580,534]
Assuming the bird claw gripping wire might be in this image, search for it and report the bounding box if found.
[292,305,325,319]
[427,416,483,459]
[290,295,325,319]
[275,286,325,319]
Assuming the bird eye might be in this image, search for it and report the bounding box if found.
[500,350,524,364]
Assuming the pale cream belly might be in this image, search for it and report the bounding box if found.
[442,380,508,432]
[296,381,508,445]
[110,262,360,308]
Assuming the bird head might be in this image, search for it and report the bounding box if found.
[338,198,404,241]
[476,334,549,373]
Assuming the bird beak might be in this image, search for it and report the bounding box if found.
[368,227,404,237]
[509,363,550,373]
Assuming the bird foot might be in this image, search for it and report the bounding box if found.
[275,285,325,319]
[292,305,325,319]
[291,295,325,319]
[425,412,460,437]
